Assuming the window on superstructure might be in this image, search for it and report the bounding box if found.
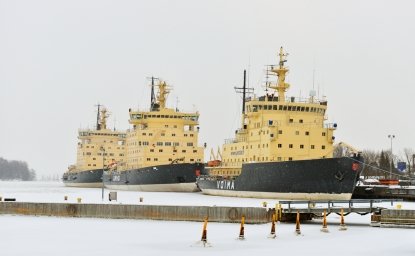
[174,125,177,128]
[278,144,282,148]
[301,107,305,111]
[289,157,293,161]
[278,130,283,134]
[139,142,142,146]
[142,133,146,136]
[187,142,193,146]
[154,158,158,161]
[147,158,151,161]
[173,142,179,146]
[110,153,114,156]
[283,105,287,111]
[93,164,96,166]
[150,149,154,152]
[311,145,315,149]
[277,157,282,161]
[172,133,176,136]
[182,150,186,153]
[159,149,163,152]
[173,149,177,153]
[190,159,194,162]
[157,142,163,146]
[300,145,304,149]
[288,106,292,111]
[305,131,310,136]
[193,150,197,153]
[184,134,188,137]
[306,107,309,112]
[322,132,326,136]
[279,105,283,110]
[299,119,303,123]
[165,142,172,146]
[273,105,277,110]
[295,131,299,135]
[168,158,172,161]
[322,145,326,149]
[161,133,165,136]
[289,144,293,148]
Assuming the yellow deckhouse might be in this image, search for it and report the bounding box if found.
[104,78,205,192]
[63,106,126,188]
[212,47,336,176]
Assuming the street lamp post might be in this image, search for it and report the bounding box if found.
[100,146,105,201]
[388,135,395,179]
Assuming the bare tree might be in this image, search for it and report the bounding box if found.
[402,148,414,175]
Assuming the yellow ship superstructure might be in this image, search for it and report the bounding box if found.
[63,106,126,188]
[210,47,336,176]
[104,78,205,192]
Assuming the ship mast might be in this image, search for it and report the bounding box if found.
[269,47,290,102]
[150,76,156,111]
[95,104,101,130]
[235,70,253,129]
[157,81,170,109]
[100,108,108,130]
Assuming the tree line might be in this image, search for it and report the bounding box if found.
[0,157,36,181]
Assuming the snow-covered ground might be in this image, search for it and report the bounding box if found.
[1,181,414,256]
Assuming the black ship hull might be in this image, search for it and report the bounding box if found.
[197,156,363,200]
[62,169,103,188]
[104,163,204,192]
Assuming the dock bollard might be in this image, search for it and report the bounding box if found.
[295,211,301,235]
[77,197,82,203]
[339,208,347,231]
[64,196,68,201]
[268,213,276,239]
[238,215,245,240]
[320,210,329,233]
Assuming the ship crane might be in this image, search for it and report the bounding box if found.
[208,147,222,167]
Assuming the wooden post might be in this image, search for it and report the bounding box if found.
[321,209,329,233]
[339,208,347,231]
[201,217,208,243]
[295,211,301,235]
[238,215,245,240]
[268,213,276,238]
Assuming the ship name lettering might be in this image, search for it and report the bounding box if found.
[230,150,244,156]
[217,180,235,190]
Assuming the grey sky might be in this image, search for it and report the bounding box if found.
[1,0,414,177]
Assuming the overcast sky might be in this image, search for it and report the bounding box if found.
[1,0,414,177]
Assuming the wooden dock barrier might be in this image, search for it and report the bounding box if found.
[0,202,270,224]
[380,209,415,228]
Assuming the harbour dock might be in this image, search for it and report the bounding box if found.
[1,198,414,228]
